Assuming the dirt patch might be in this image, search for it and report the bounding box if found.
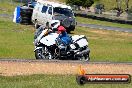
[116,32,132,37]
[0,61,132,76]
[89,30,132,37]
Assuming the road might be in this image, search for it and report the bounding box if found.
[78,22,132,32]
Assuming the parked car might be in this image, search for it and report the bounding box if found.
[32,0,76,33]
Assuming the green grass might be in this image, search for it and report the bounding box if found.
[0,17,35,59]
[76,16,132,29]
[0,0,65,15]
[0,0,22,15]
[0,17,132,61]
[0,74,132,88]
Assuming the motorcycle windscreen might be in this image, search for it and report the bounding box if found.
[40,33,58,46]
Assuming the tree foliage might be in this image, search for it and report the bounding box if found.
[66,0,94,8]
[82,0,94,8]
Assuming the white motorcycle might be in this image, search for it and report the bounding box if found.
[34,26,90,61]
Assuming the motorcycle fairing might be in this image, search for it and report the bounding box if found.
[72,35,88,48]
[40,33,59,46]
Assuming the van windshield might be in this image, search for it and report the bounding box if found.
[54,7,73,17]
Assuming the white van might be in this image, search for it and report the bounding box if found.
[32,0,76,33]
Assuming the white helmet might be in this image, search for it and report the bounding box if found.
[51,20,60,29]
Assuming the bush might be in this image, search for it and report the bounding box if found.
[66,0,94,8]
[128,6,132,13]
[95,3,104,10]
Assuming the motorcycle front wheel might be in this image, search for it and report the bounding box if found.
[35,47,52,60]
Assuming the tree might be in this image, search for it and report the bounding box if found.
[66,0,82,6]
[116,0,130,16]
[125,0,129,11]
[66,0,94,8]
[82,0,94,8]
[116,0,123,16]
[116,0,122,11]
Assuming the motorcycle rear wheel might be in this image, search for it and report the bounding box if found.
[80,54,90,61]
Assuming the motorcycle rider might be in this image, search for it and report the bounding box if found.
[55,25,72,58]
[49,20,72,46]
[56,26,72,46]
[34,20,71,46]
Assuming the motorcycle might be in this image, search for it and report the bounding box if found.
[34,26,90,61]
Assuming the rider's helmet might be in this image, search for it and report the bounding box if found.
[57,26,66,34]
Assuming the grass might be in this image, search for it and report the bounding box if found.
[0,17,35,59]
[76,16,132,29]
[0,0,22,15]
[0,74,132,88]
[0,17,132,62]
[0,0,65,15]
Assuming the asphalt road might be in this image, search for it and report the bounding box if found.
[78,22,132,33]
